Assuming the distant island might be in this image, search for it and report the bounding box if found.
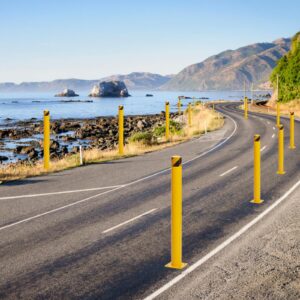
[55,88,79,97]
[89,81,130,97]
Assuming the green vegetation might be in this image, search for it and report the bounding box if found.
[129,131,155,145]
[153,120,183,137]
[271,32,300,102]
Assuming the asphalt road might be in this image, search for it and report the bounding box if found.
[0,102,299,299]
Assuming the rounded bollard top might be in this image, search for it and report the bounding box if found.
[254,134,260,142]
[290,111,294,115]
[171,155,182,167]
[279,124,284,130]
[44,110,50,116]
[118,105,124,110]
[166,101,169,105]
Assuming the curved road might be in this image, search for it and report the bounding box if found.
[0,102,299,299]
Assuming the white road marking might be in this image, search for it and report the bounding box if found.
[267,121,270,124]
[102,209,157,234]
[273,126,276,130]
[0,114,238,232]
[143,179,300,300]
[272,134,275,138]
[219,166,238,177]
[0,185,125,201]
[260,146,267,152]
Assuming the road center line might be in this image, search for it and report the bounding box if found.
[0,113,237,232]
[102,208,157,234]
[273,126,276,130]
[0,185,125,201]
[260,146,267,152]
[143,178,300,300]
[219,166,238,177]
[272,133,275,138]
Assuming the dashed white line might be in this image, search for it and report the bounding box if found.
[219,166,238,177]
[102,208,157,234]
[267,121,270,125]
[143,179,300,300]
[273,126,276,130]
[0,185,125,201]
[272,134,275,138]
[260,146,267,152]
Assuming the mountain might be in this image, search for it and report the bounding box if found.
[99,72,173,90]
[161,38,291,91]
[270,32,300,102]
[0,72,172,93]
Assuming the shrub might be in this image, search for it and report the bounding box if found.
[129,131,155,145]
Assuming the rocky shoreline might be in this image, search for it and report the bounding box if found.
[0,112,180,164]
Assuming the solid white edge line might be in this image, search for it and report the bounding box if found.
[0,185,126,201]
[260,146,267,152]
[102,208,157,234]
[0,111,237,232]
[219,166,238,177]
[143,179,300,300]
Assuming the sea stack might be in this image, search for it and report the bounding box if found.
[89,81,130,97]
[55,89,79,97]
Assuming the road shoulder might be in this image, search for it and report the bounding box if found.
[159,183,300,300]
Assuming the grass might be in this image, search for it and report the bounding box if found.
[0,104,224,183]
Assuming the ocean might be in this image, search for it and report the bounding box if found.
[0,90,261,124]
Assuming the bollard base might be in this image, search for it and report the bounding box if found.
[250,199,264,204]
[277,171,286,175]
[289,146,296,150]
[165,262,187,270]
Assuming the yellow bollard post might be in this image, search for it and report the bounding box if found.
[118,105,124,155]
[277,124,285,175]
[166,156,187,270]
[165,101,170,140]
[43,110,50,170]
[250,135,263,204]
[188,103,192,127]
[289,112,296,149]
[212,103,215,111]
[244,97,248,119]
[177,99,181,114]
[276,102,280,127]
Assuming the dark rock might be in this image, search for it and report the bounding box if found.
[0,156,8,162]
[146,94,153,97]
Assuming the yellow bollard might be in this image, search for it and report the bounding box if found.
[165,101,170,140]
[289,112,296,149]
[188,103,192,127]
[212,103,215,111]
[118,105,124,155]
[244,97,248,119]
[276,102,280,127]
[43,110,50,170]
[166,156,187,270]
[250,135,263,204]
[277,124,285,175]
[177,99,181,114]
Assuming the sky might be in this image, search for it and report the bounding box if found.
[0,0,299,83]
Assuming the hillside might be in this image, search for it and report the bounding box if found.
[161,38,291,91]
[0,72,172,93]
[270,32,300,102]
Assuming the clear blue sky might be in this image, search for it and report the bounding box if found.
[0,0,299,83]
